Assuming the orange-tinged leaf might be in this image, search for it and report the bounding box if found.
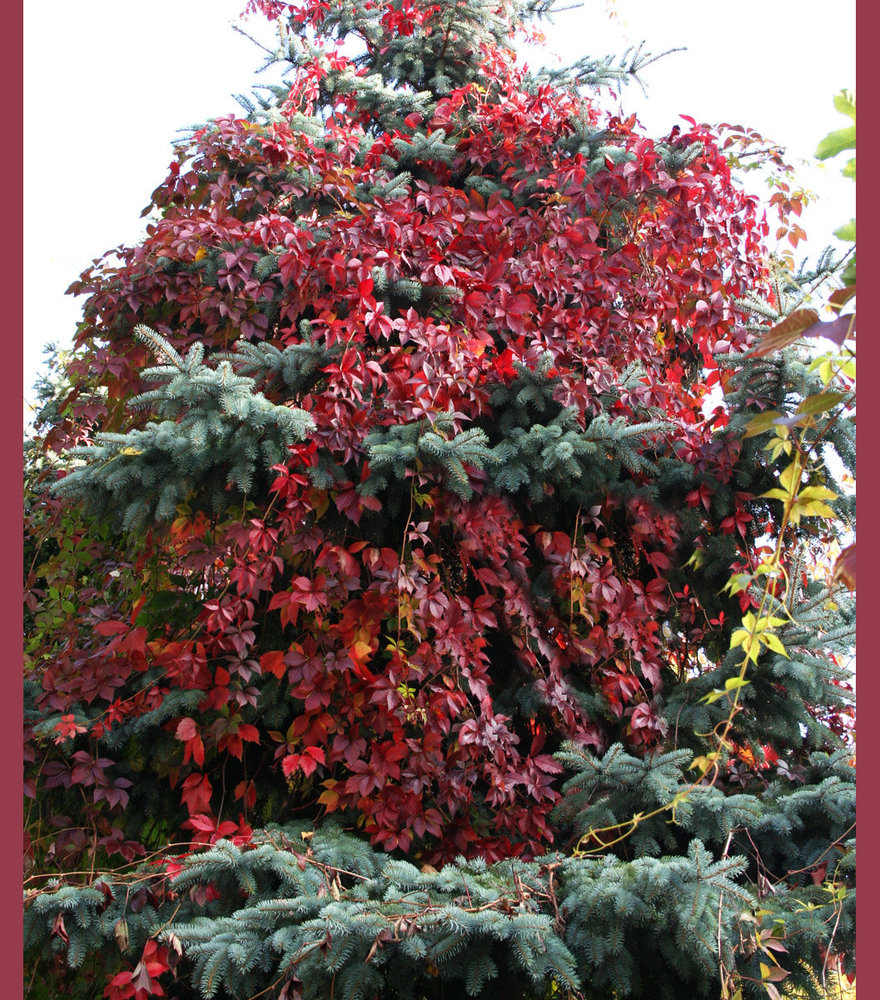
[260,650,287,679]
[750,310,820,356]
[469,188,486,210]
[350,640,373,663]
[833,543,856,590]
[828,285,856,312]
[234,779,257,809]
[317,787,340,811]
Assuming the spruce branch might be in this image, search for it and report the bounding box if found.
[53,327,315,529]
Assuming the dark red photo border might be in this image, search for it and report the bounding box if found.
[856,0,874,992]
[9,1,24,992]
[10,3,869,998]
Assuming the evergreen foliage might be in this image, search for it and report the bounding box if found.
[54,326,315,527]
[24,2,854,999]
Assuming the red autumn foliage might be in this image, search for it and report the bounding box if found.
[25,0,786,882]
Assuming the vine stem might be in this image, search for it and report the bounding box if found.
[574,434,816,854]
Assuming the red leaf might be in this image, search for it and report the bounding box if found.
[95,620,130,636]
[281,754,301,778]
[175,719,205,767]
[234,778,257,809]
[175,718,197,742]
[181,773,213,815]
[799,313,855,347]
[260,650,287,679]
[282,746,325,779]
[51,911,69,944]
[186,813,219,832]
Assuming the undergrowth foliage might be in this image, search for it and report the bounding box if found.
[24,2,854,999]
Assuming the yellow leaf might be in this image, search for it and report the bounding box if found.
[760,632,789,657]
[317,788,339,810]
[797,486,837,502]
[724,676,750,692]
[760,488,790,502]
[757,615,787,629]
[762,438,791,460]
[689,754,717,771]
[743,638,761,664]
[778,461,801,496]
[730,628,749,650]
[789,499,836,524]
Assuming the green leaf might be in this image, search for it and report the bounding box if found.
[815,126,856,161]
[833,89,855,121]
[793,392,847,417]
[834,220,855,242]
[724,573,754,595]
[703,687,731,705]
[743,411,782,438]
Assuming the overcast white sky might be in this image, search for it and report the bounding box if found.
[23,0,855,409]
